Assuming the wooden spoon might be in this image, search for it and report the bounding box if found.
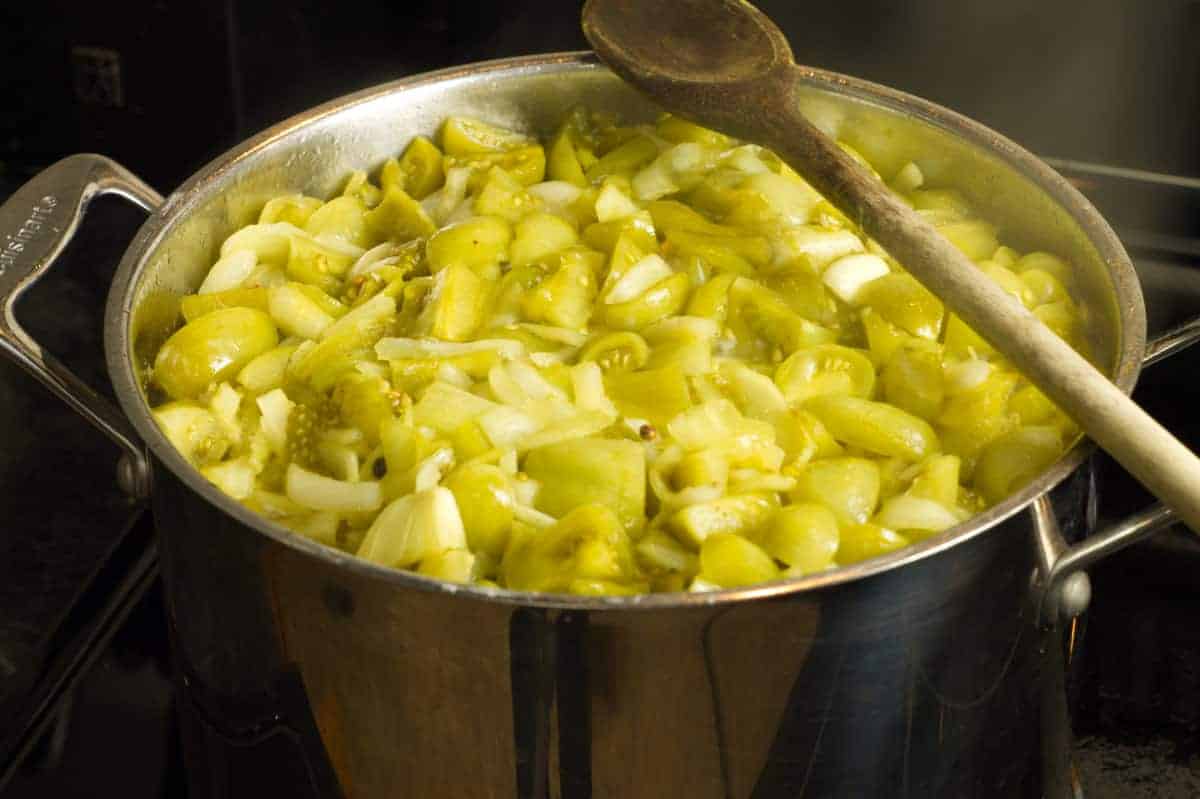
[582,0,1200,531]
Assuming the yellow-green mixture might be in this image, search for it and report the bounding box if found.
[148,109,1086,595]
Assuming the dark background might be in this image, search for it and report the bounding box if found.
[3,0,1199,193]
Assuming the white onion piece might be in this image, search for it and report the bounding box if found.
[514,504,557,528]
[571,362,618,417]
[595,182,641,222]
[605,254,673,304]
[875,495,964,533]
[823,253,890,304]
[945,359,992,393]
[479,406,543,448]
[198,250,257,294]
[348,241,402,279]
[773,226,864,268]
[528,181,583,213]
[286,464,382,513]
[255,388,294,454]
[375,337,525,361]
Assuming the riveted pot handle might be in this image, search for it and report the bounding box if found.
[0,154,162,498]
[1034,323,1198,627]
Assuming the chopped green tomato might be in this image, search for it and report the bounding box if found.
[521,258,597,329]
[585,135,659,182]
[765,265,840,327]
[757,503,839,573]
[656,114,733,148]
[1015,251,1073,284]
[444,463,515,557]
[583,212,658,254]
[937,219,998,261]
[836,523,910,565]
[440,116,533,156]
[445,146,547,191]
[524,438,646,532]
[908,454,962,508]
[181,287,269,322]
[685,272,736,323]
[426,216,511,274]
[881,341,945,422]
[909,189,971,218]
[153,308,279,400]
[473,167,539,222]
[698,533,779,588]
[579,331,650,372]
[418,549,477,583]
[236,342,300,394]
[730,278,837,354]
[395,136,445,199]
[510,212,579,268]
[152,402,231,465]
[973,426,1062,505]
[858,273,944,339]
[1020,269,1069,307]
[646,199,734,236]
[790,457,881,526]
[861,307,911,366]
[268,283,335,339]
[605,363,692,428]
[334,373,395,444]
[365,185,437,243]
[259,195,323,227]
[775,345,875,404]
[305,196,372,249]
[667,494,777,548]
[548,128,588,187]
[428,265,490,342]
[149,107,1092,596]
[805,395,939,460]
[502,504,637,593]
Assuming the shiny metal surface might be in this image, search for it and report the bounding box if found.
[0,154,159,498]
[0,53,1171,796]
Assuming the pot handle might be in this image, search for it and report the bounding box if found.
[1034,318,1200,627]
[0,154,162,498]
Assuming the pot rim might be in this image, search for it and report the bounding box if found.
[105,51,1145,611]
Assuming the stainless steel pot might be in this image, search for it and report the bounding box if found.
[2,53,1198,798]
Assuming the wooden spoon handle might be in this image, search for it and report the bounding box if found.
[756,68,1200,532]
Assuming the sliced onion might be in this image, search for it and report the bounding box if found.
[944,358,991,393]
[348,241,403,279]
[286,463,382,513]
[198,250,257,294]
[874,495,964,533]
[822,253,890,304]
[528,181,584,212]
[605,254,673,304]
[514,504,557,528]
[375,336,525,361]
[595,182,641,222]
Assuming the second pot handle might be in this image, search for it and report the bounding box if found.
[0,154,162,499]
[1035,318,1200,626]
